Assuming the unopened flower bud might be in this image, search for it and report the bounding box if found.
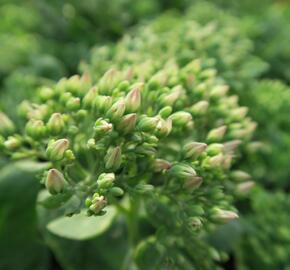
[98,173,115,189]
[207,126,227,142]
[183,142,207,159]
[25,119,46,139]
[137,116,159,132]
[0,112,15,135]
[106,99,126,121]
[83,87,98,108]
[231,170,251,182]
[169,163,196,179]
[47,113,65,135]
[46,139,70,161]
[94,118,113,135]
[105,146,122,171]
[191,101,209,115]
[153,159,172,172]
[110,187,124,197]
[206,143,224,156]
[125,86,141,112]
[212,208,239,223]
[236,181,255,194]
[169,111,192,126]
[210,85,229,98]
[66,97,80,111]
[98,69,120,95]
[4,136,21,150]
[223,140,241,154]
[207,154,224,168]
[95,95,113,113]
[45,169,67,195]
[160,85,182,106]
[230,107,248,121]
[89,195,107,214]
[158,106,172,118]
[155,118,172,137]
[38,87,54,101]
[184,176,203,191]
[117,113,137,134]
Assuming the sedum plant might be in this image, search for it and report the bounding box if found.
[0,51,256,268]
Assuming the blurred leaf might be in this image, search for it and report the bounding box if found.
[47,206,117,240]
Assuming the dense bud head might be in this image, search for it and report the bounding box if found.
[45,169,67,195]
[47,113,65,135]
[169,111,192,127]
[94,118,113,135]
[207,125,227,142]
[0,112,15,135]
[183,142,207,159]
[105,146,122,171]
[125,86,142,112]
[169,163,196,180]
[46,139,70,161]
[117,113,137,134]
[106,98,126,121]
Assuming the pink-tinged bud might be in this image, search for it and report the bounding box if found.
[160,85,183,106]
[231,170,251,182]
[207,126,227,142]
[191,100,209,115]
[89,195,107,214]
[105,146,122,171]
[45,169,67,195]
[83,87,98,108]
[183,142,207,159]
[117,113,137,134]
[94,118,113,135]
[0,112,15,135]
[230,107,248,121]
[223,140,241,154]
[184,176,203,191]
[106,98,126,121]
[98,68,120,95]
[46,139,70,161]
[155,118,172,137]
[125,86,141,112]
[169,111,192,126]
[208,154,224,168]
[212,208,239,223]
[153,159,172,172]
[237,181,255,194]
[47,113,65,135]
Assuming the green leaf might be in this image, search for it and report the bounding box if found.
[47,206,117,240]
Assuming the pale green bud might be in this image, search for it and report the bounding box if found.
[155,118,172,137]
[66,97,80,111]
[95,95,113,113]
[223,140,241,154]
[236,181,255,194]
[125,86,141,113]
[98,68,120,95]
[117,113,137,134]
[105,146,122,171]
[231,170,251,182]
[169,163,196,179]
[159,85,183,106]
[0,112,15,135]
[25,119,46,139]
[94,118,113,135]
[169,111,192,126]
[158,106,172,118]
[153,159,172,172]
[207,126,227,142]
[4,136,21,150]
[83,87,98,108]
[212,208,239,223]
[38,87,54,101]
[190,101,209,115]
[183,142,207,159]
[206,143,224,156]
[46,139,70,161]
[106,99,126,121]
[187,217,203,229]
[210,85,229,98]
[47,113,65,135]
[98,173,115,189]
[208,154,224,168]
[45,169,68,195]
[230,107,248,121]
[184,176,203,191]
[137,116,159,132]
[110,187,124,197]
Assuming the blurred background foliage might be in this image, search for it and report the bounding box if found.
[1,0,290,269]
